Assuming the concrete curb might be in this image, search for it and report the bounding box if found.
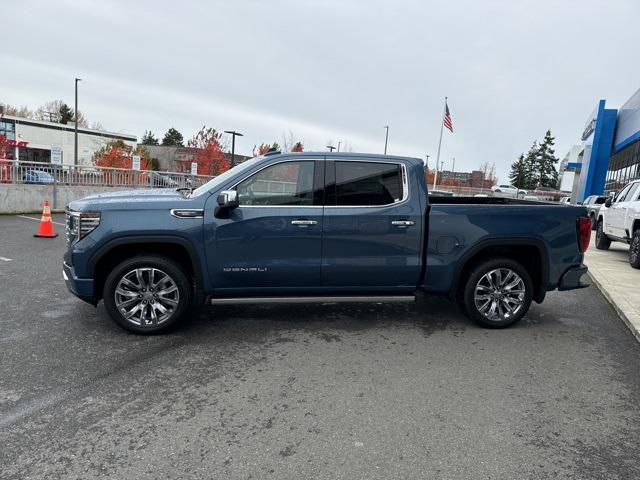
[587,270,640,344]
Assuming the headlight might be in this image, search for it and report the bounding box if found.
[66,210,101,245]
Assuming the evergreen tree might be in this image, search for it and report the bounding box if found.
[522,141,539,190]
[141,130,159,145]
[161,127,184,146]
[534,130,559,188]
[509,153,527,188]
[58,103,75,124]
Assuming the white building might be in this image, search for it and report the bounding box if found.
[0,114,136,166]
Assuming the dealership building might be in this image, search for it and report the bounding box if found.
[564,88,640,202]
[0,114,137,165]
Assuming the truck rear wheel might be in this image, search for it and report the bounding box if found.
[629,229,640,269]
[103,255,193,334]
[595,220,611,250]
[462,258,533,328]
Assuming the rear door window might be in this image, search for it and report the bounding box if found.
[332,161,404,206]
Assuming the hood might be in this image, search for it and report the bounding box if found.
[68,188,196,211]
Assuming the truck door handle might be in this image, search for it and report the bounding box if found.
[291,219,318,227]
[391,220,415,228]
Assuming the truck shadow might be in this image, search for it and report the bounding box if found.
[181,295,474,339]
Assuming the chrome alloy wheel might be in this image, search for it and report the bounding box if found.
[474,268,525,321]
[114,268,180,327]
[631,234,640,263]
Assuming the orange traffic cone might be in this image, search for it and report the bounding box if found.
[34,200,58,238]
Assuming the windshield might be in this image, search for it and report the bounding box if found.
[190,157,263,197]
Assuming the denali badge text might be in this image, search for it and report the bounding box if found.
[223,267,268,273]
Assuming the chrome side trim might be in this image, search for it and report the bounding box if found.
[170,209,204,218]
[211,295,415,305]
[227,158,409,209]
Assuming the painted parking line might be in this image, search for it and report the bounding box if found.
[0,256,12,262]
[17,215,66,227]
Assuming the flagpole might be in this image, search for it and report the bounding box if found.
[433,96,447,190]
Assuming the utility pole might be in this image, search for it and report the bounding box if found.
[327,145,336,152]
[224,130,244,167]
[337,141,341,152]
[425,154,430,172]
[383,125,389,154]
[74,78,81,166]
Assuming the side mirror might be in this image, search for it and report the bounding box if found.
[215,190,238,218]
[605,197,612,208]
[217,190,239,209]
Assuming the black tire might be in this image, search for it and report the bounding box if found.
[629,230,640,269]
[595,219,611,250]
[462,258,533,329]
[103,255,193,334]
[590,213,597,231]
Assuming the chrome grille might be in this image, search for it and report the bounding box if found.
[65,210,100,245]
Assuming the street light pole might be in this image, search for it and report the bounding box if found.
[327,145,336,152]
[383,125,389,154]
[337,141,341,152]
[74,78,81,166]
[224,130,244,167]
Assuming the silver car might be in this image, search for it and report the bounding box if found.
[581,195,607,230]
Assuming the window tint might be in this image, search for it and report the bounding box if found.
[334,161,403,206]
[235,161,316,206]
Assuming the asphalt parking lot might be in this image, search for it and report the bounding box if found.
[1,214,640,480]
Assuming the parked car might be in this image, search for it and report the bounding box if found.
[492,185,528,198]
[429,189,454,197]
[595,179,640,267]
[559,196,571,205]
[23,169,55,184]
[64,152,590,334]
[146,171,178,188]
[582,195,607,230]
[532,186,564,201]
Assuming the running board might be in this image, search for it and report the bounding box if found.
[210,295,415,305]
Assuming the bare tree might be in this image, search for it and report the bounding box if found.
[34,99,89,126]
[1,103,33,118]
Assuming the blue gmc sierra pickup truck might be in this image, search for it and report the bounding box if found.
[63,151,591,334]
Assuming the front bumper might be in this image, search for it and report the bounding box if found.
[557,265,589,291]
[63,261,97,305]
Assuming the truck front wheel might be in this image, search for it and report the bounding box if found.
[462,258,533,328]
[595,220,611,250]
[103,255,193,334]
[629,229,640,269]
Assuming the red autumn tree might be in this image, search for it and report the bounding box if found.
[0,134,12,160]
[187,126,229,176]
[291,141,304,152]
[93,140,151,169]
[253,142,281,157]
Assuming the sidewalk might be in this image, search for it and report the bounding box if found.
[584,236,640,342]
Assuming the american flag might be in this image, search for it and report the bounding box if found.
[443,102,453,132]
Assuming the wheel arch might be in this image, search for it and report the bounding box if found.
[89,236,204,301]
[449,238,549,304]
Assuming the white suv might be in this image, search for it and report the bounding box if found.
[595,179,640,268]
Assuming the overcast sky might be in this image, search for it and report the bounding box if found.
[2,0,640,181]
